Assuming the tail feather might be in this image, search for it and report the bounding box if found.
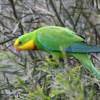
[72,53,100,79]
[65,43,100,53]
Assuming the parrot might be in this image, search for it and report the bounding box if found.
[14,26,100,79]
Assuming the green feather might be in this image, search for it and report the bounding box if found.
[72,53,100,79]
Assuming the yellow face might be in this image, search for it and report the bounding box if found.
[14,34,36,51]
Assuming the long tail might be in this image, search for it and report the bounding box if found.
[71,53,100,79]
[65,43,100,53]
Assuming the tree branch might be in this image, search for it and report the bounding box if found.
[9,0,24,34]
[49,0,65,26]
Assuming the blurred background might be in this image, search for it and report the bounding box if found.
[0,0,100,100]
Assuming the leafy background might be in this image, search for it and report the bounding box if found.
[0,0,100,100]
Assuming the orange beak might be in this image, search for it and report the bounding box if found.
[15,47,21,52]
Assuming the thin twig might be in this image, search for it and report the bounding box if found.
[49,0,65,26]
[9,0,24,34]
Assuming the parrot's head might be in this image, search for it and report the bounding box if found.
[14,33,36,51]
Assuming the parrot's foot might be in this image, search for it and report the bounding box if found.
[59,58,64,63]
[48,55,53,59]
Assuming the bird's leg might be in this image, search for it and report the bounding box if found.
[48,54,54,61]
[45,54,57,63]
[59,58,64,63]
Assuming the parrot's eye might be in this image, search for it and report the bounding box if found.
[19,41,22,45]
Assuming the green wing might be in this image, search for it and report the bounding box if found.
[35,26,84,51]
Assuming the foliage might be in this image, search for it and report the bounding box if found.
[8,56,99,100]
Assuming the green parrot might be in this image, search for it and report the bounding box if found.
[14,26,100,79]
